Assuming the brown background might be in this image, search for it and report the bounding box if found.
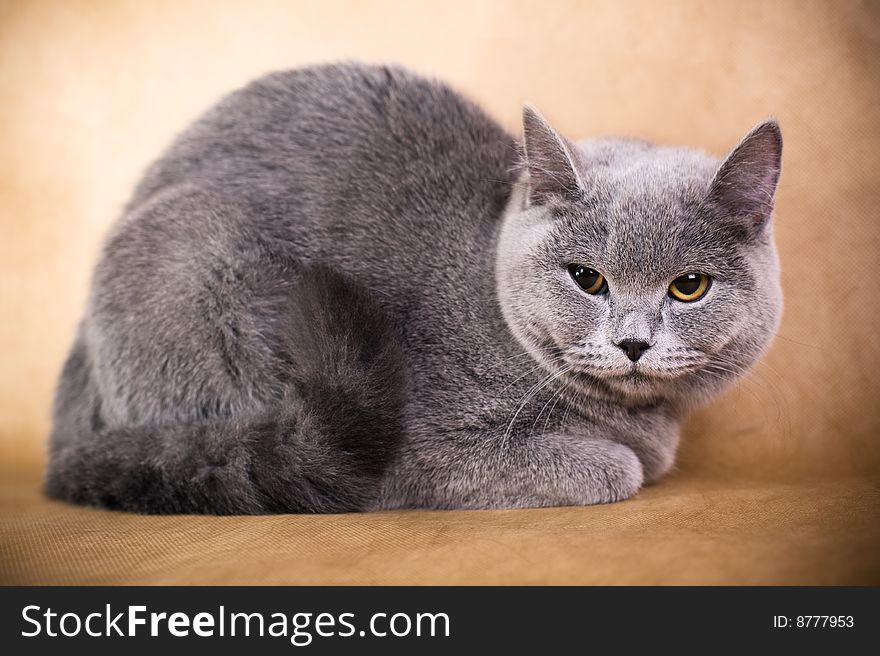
[1,0,878,584]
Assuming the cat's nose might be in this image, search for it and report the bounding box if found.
[617,339,651,362]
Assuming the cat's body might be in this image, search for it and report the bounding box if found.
[46,63,782,513]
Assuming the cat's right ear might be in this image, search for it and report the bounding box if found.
[521,105,585,206]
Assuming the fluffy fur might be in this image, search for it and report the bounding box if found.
[45,63,783,513]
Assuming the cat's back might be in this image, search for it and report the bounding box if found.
[130,63,517,230]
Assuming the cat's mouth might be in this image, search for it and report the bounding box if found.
[565,358,651,377]
[566,361,694,387]
[558,347,705,396]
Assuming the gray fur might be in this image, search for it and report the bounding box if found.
[45,63,783,513]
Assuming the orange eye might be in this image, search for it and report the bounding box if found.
[669,273,710,302]
[568,264,607,294]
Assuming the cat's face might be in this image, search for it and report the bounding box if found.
[497,109,783,406]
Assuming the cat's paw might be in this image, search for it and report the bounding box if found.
[590,440,644,503]
[556,436,644,505]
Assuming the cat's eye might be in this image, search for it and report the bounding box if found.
[669,272,711,302]
[568,264,607,295]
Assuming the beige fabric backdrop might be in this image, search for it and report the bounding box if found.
[0,0,878,584]
[2,0,878,477]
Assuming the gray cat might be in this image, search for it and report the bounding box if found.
[45,63,782,514]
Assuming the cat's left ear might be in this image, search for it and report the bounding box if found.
[521,105,585,205]
[709,120,783,234]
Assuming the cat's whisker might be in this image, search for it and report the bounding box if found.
[665,355,704,364]
[481,177,530,189]
[696,367,766,410]
[561,395,575,431]
[718,360,792,439]
[531,385,565,439]
[773,333,821,350]
[540,388,565,438]
[719,372,787,436]
[710,353,791,401]
[481,346,558,372]
[699,361,789,433]
[502,366,572,446]
[490,354,569,409]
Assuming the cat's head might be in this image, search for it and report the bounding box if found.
[496,107,783,407]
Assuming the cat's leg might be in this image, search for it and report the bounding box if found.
[47,264,408,514]
[47,188,407,514]
[377,431,644,510]
[605,411,681,484]
[85,186,305,428]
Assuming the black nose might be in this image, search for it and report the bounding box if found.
[617,339,651,362]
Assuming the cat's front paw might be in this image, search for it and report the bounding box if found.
[555,436,644,505]
[591,439,644,503]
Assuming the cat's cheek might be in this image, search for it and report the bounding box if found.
[666,299,741,354]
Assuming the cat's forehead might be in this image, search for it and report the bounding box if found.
[574,137,719,191]
[560,140,736,279]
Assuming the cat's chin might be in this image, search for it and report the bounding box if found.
[589,366,735,408]
[563,367,673,405]
[602,372,669,402]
